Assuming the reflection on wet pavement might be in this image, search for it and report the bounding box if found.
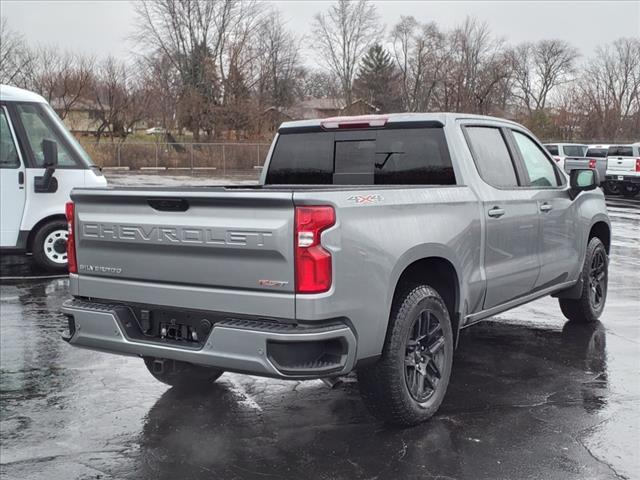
[1,196,638,480]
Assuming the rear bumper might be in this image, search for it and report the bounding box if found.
[605,174,640,184]
[61,299,357,379]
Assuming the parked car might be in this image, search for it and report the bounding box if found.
[544,143,588,170]
[0,85,107,272]
[604,143,640,197]
[62,113,610,426]
[563,144,609,184]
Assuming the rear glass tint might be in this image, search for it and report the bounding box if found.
[265,128,456,185]
[563,145,588,157]
[586,148,607,158]
[466,127,519,188]
[607,146,633,157]
[544,145,559,155]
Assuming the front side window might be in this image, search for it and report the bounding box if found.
[14,103,93,168]
[0,108,20,168]
[465,126,519,188]
[266,127,455,185]
[513,131,560,187]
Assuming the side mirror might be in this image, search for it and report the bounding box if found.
[569,169,598,199]
[34,139,59,193]
[42,139,58,169]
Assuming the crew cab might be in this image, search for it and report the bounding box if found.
[0,85,107,271]
[62,114,610,426]
[604,143,640,197]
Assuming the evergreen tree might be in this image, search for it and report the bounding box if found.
[353,44,402,112]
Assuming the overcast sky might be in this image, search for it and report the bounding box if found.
[2,0,639,64]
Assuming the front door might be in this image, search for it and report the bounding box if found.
[509,129,581,288]
[0,106,26,247]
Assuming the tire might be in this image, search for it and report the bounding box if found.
[31,219,69,272]
[621,184,639,198]
[357,284,454,427]
[559,237,608,323]
[602,181,621,196]
[143,357,224,388]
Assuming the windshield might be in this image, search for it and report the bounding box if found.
[544,145,559,155]
[607,145,633,157]
[15,102,94,168]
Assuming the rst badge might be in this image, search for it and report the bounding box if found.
[347,194,384,205]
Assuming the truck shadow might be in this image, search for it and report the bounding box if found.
[135,320,607,480]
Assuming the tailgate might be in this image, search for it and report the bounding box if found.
[71,188,295,318]
[607,156,636,172]
[563,156,588,173]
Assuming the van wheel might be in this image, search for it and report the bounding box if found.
[143,357,224,388]
[559,237,608,323]
[32,220,69,272]
[358,284,454,426]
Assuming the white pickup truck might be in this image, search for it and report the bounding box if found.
[604,143,640,197]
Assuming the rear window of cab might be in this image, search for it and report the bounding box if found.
[265,127,456,186]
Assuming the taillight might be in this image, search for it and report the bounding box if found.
[636,159,640,172]
[588,159,597,169]
[294,206,335,293]
[65,201,77,274]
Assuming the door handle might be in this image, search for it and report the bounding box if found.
[18,171,24,185]
[488,207,505,218]
[539,203,553,212]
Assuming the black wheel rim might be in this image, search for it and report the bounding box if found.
[404,309,446,403]
[589,249,607,309]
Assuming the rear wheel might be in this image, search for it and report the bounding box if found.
[358,284,454,426]
[602,181,621,196]
[32,219,69,272]
[621,184,639,198]
[143,357,224,388]
[559,237,608,323]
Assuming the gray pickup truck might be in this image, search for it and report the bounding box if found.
[62,113,611,426]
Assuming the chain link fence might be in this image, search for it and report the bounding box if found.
[82,142,271,176]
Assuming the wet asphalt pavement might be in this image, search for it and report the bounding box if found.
[1,194,638,480]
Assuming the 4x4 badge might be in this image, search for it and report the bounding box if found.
[347,194,383,205]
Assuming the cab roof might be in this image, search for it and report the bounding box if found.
[0,84,47,103]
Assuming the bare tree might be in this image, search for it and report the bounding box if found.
[312,0,380,104]
[30,47,95,119]
[511,39,579,114]
[0,17,35,87]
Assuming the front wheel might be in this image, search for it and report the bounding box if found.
[31,219,69,272]
[143,357,224,388]
[559,237,608,323]
[358,284,454,426]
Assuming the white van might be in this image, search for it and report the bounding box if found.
[1,85,107,272]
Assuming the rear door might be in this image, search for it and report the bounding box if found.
[0,106,26,247]
[508,129,580,289]
[464,125,540,309]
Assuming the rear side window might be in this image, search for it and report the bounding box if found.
[266,128,455,185]
[465,127,518,188]
[607,146,633,157]
[586,148,607,158]
[563,145,587,157]
[545,145,559,155]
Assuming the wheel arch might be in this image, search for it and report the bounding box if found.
[388,255,462,348]
[589,220,611,254]
[26,214,67,252]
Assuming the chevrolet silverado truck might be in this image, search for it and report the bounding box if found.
[62,114,611,426]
